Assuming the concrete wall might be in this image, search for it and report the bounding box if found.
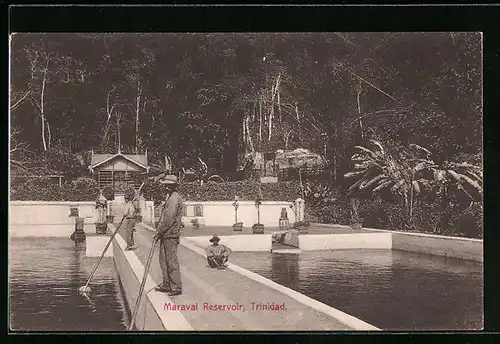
[312,223,483,262]
[389,231,483,262]
[183,235,272,252]
[10,201,97,225]
[112,230,193,330]
[108,199,154,224]
[112,235,166,330]
[182,201,296,227]
[298,233,393,251]
[283,231,300,247]
[9,224,96,237]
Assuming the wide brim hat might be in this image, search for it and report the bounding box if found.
[159,175,178,185]
[209,235,220,243]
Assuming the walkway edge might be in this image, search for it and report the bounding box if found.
[110,224,194,331]
[141,223,381,331]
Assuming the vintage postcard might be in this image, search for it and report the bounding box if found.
[9,31,483,332]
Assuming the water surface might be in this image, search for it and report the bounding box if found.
[9,237,129,331]
[231,249,483,331]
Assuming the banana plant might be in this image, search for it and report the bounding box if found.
[345,139,482,229]
[344,140,437,228]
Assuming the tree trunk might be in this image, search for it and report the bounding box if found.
[102,87,115,151]
[46,120,52,150]
[40,62,49,151]
[135,80,142,154]
[356,81,364,139]
[259,95,263,144]
[116,114,121,153]
[268,95,274,142]
[242,115,246,148]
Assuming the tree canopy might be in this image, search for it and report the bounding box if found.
[10,32,482,178]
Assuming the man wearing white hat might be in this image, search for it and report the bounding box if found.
[153,174,184,296]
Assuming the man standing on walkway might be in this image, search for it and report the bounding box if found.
[153,175,184,296]
[206,235,232,269]
[123,188,138,251]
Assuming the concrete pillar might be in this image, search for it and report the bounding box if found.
[294,198,305,222]
[70,217,86,242]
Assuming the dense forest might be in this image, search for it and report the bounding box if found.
[10,33,481,175]
[9,33,483,237]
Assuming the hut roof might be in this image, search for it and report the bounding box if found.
[89,153,148,170]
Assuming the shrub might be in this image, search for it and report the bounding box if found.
[449,203,483,238]
[293,220,311,229]
[65,177,100,201]
[11,177,65,201]
[102,186,114,201]
[143,180,301,202]
[10,176,99,201]
[303,180,483,239]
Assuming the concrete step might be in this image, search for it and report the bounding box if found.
[272,242,301,254]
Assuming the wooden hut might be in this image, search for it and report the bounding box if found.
[88,150,149,194]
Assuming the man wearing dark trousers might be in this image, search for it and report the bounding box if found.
[153,175,184,296]
[206,235,232,269]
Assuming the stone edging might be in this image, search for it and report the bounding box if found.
[141,223,380,331]
[110,224,193,331]
[10,201,96,205]
[183,201,293,205]
[312,223,483,243]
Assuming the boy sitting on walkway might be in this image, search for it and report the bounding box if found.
[206,235,232,269]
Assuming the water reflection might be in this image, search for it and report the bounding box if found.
[10,238,128,331]
[271,253,300,289]
[231,249,483,330]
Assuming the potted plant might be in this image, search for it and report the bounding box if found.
[252,195,265,234]
[191,218,200,229]
[94,193,108,234]
[232,196,243,231]
[349,198,363,230]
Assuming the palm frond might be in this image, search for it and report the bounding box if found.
[369,139,385,155]
[348,175,369,192]
[391,179,405,192]
[354,145,378,159]
[344,170,366,178]
[409,143,432,157]
[373,180,392,192]
[360,174,386,190]
[412,180,421,194]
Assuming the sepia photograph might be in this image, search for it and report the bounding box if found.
[8,32,483,332]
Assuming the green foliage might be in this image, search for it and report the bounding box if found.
[142,180,301,204]
[63,177,100,201]
[306,183,483,239]
[293,220,311,229]
[10,177,99,201]
[10,177,65,201]
[102,186,114,201]
[36,147,89,180]
[10,33,481,180]
[344,139,483,232]
[179,181,301,202]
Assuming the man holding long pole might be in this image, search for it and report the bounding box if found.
[153,175,184,296]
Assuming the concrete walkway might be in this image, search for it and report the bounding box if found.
[117,225,362,331]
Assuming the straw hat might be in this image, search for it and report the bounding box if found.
[209,235,220,243]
